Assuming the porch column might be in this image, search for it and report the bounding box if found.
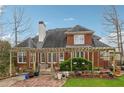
[9,50,12,76]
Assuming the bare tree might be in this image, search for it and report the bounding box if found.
[0,6,5,37]
[103,6,124,65]
[10,7,31,46]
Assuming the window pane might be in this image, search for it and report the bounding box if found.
[59,53,64,61]
[74,35,84,44]
[48,53,51,62]
[42,53,45,62]
[23,55,26,62]
[53,53,57,62]
[18,52,26,63]
[81,52,83,57]
[19,57,22,62]
[77,52,79,57]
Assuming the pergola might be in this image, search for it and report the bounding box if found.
[9,47,116,76]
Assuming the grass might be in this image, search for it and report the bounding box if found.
[63,76,124,87]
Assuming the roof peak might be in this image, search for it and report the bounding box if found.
[71,25,92,32]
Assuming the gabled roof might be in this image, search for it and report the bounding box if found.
[92,38,110,47]
[93,35,101,40]
[16,25,110,48]
[68,25,92,32]
[16,37,37,48]
[42,30,67,48]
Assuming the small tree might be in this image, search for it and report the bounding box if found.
[0,40,11,76]
[6,7,31,46]
[103,6,124,65]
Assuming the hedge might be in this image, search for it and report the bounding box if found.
[60,57,92,71]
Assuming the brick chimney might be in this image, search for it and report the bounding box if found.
[39,21,46,42]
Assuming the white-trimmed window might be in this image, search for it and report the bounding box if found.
[59,52,64,62]
[74,35,84,44]
[17,52,26,63]
[40,53,45,63]
[74,51,84,57]
[100,51,109,60]
[48,53,57,62]
[53,53,57,62]
[30,52,36,63]
[48,53,52,62]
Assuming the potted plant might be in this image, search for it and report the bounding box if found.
[57,72,62,80]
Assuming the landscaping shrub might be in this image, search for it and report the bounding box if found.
[60,57,92,71]
[0,40,11,77]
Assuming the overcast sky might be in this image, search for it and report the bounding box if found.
[1,5,124,46]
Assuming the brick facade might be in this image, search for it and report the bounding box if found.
[66,33,93,46]
[67,34,74,45]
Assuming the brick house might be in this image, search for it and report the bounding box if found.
[10,21,115,73]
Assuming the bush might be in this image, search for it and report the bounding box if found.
[60,57,92,71]
[0,40,11,76]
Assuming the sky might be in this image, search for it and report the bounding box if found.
[1,5,124,46]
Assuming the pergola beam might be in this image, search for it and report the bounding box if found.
[10,47,116,75]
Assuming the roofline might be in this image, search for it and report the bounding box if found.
[65,31,94,34]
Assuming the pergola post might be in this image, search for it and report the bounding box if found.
[71,52,73,72]
[33,52,36,72]
[107,51,109,66]
[92,51,94,72]
[84,51,85,59]
[9,50,12,76]
[51,52,54,77]
[88,50,90,61]
[112,50,116,73]
[97,51,100,69]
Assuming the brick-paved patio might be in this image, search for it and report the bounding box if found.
[0,75,65,87]
[0,77,20,87]
[10,75,65,87]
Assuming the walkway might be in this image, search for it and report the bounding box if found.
[0,75,65,87]
[0,77,20,87]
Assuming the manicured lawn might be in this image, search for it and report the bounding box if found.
[64,76,124,87]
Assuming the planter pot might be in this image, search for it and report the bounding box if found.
[62,71,69,77]
[17,74,25,80]
[57,73,62,80]
[65,71,69,77]
[34,72,39,76]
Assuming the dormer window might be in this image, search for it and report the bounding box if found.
[74,35,84,44]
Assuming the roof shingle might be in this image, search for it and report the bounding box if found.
[16,25,110,48]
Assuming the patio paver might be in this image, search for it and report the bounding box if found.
[0,77,20,87]
[10,75,65,87]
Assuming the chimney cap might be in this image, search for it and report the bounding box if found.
[39,21,46,27]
